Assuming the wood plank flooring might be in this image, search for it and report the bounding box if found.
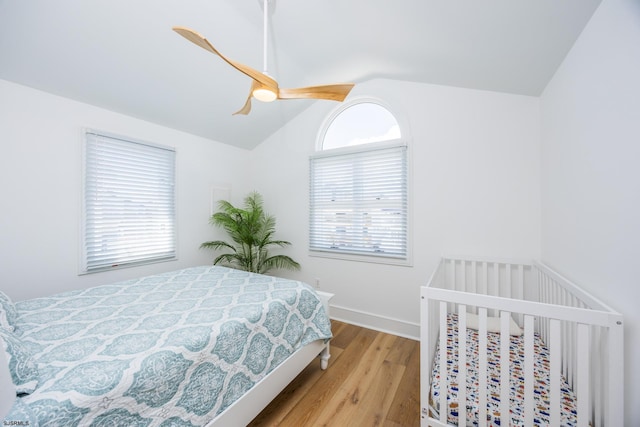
[248,320,420,427]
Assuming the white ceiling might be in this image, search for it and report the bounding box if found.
[0,0,601,150]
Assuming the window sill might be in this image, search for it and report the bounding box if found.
[309,250,412,267]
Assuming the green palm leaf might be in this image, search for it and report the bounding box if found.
[200,191,300,274]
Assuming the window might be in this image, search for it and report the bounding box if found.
[309,101,409,263]
[82,130,176,273]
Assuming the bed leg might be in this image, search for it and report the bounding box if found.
[320,342,331,370]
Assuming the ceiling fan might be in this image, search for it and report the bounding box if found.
[173,0,354,115]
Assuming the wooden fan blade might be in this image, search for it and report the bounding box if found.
[233,81,260,115]
[172,26,278,91]
[233,94,252,116]
[277,83,354,101]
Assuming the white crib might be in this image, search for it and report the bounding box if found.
[420,256,623,427]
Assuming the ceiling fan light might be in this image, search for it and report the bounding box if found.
[252,87,277,102]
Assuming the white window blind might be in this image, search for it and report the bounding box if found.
[309,143,408,259]
[82,130,176,273]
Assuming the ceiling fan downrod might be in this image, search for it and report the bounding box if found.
[253,0,277,102]
[262,0,269,75]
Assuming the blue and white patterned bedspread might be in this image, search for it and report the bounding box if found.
[9,266,332,426]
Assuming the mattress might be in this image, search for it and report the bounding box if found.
[430,313,579,427]
[5,266,332,426]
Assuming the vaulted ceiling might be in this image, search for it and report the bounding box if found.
[0,0,601,149]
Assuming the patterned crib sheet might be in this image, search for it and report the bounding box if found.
[430,313,579,427]
[9,266,332,426]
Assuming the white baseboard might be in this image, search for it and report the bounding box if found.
[329,304,419,341]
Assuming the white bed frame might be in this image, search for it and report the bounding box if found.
[420,256,623,427]
[207,290,334,426]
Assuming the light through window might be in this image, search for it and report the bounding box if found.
[322,102,401,149]
[310,101,408,262]
[82,130,176,273]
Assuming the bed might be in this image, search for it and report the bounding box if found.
[0,265,333,426]
[420,257,624,427]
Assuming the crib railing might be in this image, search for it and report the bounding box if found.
[532,261,623,427]
[420,256,624,427]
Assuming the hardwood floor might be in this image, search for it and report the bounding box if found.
[248,320,420,427]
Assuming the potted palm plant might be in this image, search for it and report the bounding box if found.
[200,191,300,274]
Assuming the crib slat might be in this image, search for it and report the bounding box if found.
[493,263,499,296]
[477,308,488,427]
[481,261,488,296]
[593,327,603,427]
[458,307,467,426]
[460,260,466,292]
[451,259,456,290]
[439,302,448,424]
[568,320,575,389]
[561,290,571,384]
[523,315,535,426]
[499,312,511,426]
[576,323,590,427]
[471,261,477,294]
[542,275,550,342]
[518,264,524,300]
[492,263,499,316]
[514,265,524,325]
[550,319,561,426]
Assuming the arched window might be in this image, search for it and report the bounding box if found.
[322,102,401,150]
[309,100,409,263]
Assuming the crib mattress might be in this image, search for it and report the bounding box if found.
[430,313,579,427]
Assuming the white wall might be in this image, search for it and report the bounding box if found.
[0,79,252,301]
[540,0,640,424]
[250,78,541,338]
